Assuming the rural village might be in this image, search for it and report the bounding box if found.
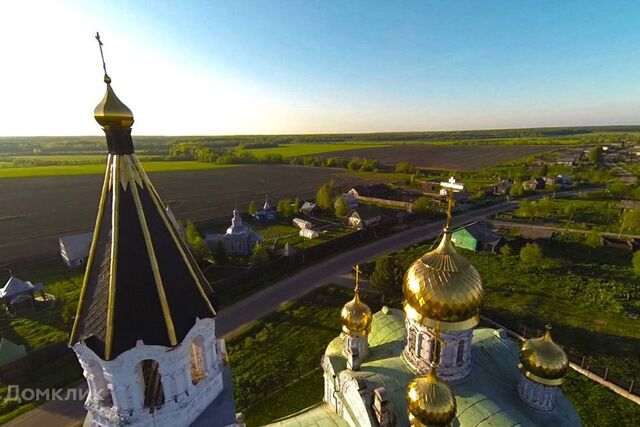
[1,2,640,427]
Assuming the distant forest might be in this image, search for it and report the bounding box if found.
[1,125,640,155]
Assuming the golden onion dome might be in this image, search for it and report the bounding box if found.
[519,325,569,386]
[341,291,372,337]
[406,371,456,427]
[94,74,134,128]
[403,232,484,331]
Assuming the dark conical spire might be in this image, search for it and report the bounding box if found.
[69,34,217,360]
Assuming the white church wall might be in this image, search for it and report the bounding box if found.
[73,317,226,427]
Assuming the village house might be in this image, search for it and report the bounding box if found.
[420,181,441,196]
[491,180,513,195]
[0,276,44,315]
[299,201,319,216]
[58,231,93,268]
[522,177,546,191]
[335,193,358,209]
[451,221,503,253]
[348,183,392,199]
[348,205,383,230]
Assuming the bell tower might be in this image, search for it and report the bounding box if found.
[68,33,238,427]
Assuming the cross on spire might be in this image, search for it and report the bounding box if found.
[353,264,361,293]
[440,176,464,232]
[95,32,111,83]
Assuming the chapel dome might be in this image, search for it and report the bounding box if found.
[406,371,456,427]
[341,291,372,337]
[519,325,569,385]
[403,232,484,331]
[94,74,135,128]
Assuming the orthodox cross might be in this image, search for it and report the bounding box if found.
[95,32,110,81]
[353,264,361,293]
[440,176,464,232]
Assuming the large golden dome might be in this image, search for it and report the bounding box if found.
[403,232,484,331]
[406,371,456,427]
[341,291,372,337]
[519,325,569,386]
[94,75,134,128]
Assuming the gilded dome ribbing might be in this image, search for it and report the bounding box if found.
[94,74,134,128]
[341,291,372,337]
[403,232,484,331]
[406,371,457,427]
[519,326,569,386]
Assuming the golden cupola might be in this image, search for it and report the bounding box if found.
[519,325,569,386]
[94,73,134,129]
[403,178,484,332]
[341,265,372,337]
[406,371,457,427]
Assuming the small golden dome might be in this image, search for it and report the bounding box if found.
[341,291,372,337]
[403,233,484,331]
[407,371,456,427]
[94,74,134,128]
[519,325,569,386]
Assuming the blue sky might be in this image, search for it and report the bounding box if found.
[1,0,639,135]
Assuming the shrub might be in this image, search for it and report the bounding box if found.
[520,243,543,266]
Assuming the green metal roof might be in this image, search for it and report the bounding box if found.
[0,338,26,367]
[315,308,581,427]
[267,403,349,427]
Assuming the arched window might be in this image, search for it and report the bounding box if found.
[407,328,417,353]
[139,359,165,412]
[456,340,465,366]
[429,335,442,364]
[88,361,112,407]
[190,336,208,385]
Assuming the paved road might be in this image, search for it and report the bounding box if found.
[215,201,516,337]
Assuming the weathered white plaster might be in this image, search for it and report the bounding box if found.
[73,317,228,427]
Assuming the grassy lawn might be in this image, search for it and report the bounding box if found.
[0,263,85,423]
[503,195,637,234]
[227,284,361,425]
[0,161,239,179]
[239,143,387,159]
[0,263,82,349]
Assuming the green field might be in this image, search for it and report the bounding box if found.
[0,161,239,179]
[239,143,387,159]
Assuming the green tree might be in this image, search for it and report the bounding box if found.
[537,197,554,219]
[185,221,212,266]
[633,250,640,277]
[499,244,513,258]
[248,200,256,216]
[516,200,535,219]
[509,183,524,197]
[370,255,403,301]
[396,162,416,174]
[335,196,349,217]
[623,209,640,232]
[588,146,604,164]
[316,181,338,213]
[412,196,433,214]
[520,243,543,266]
[585,231,602,248]
[250,242,269,266]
